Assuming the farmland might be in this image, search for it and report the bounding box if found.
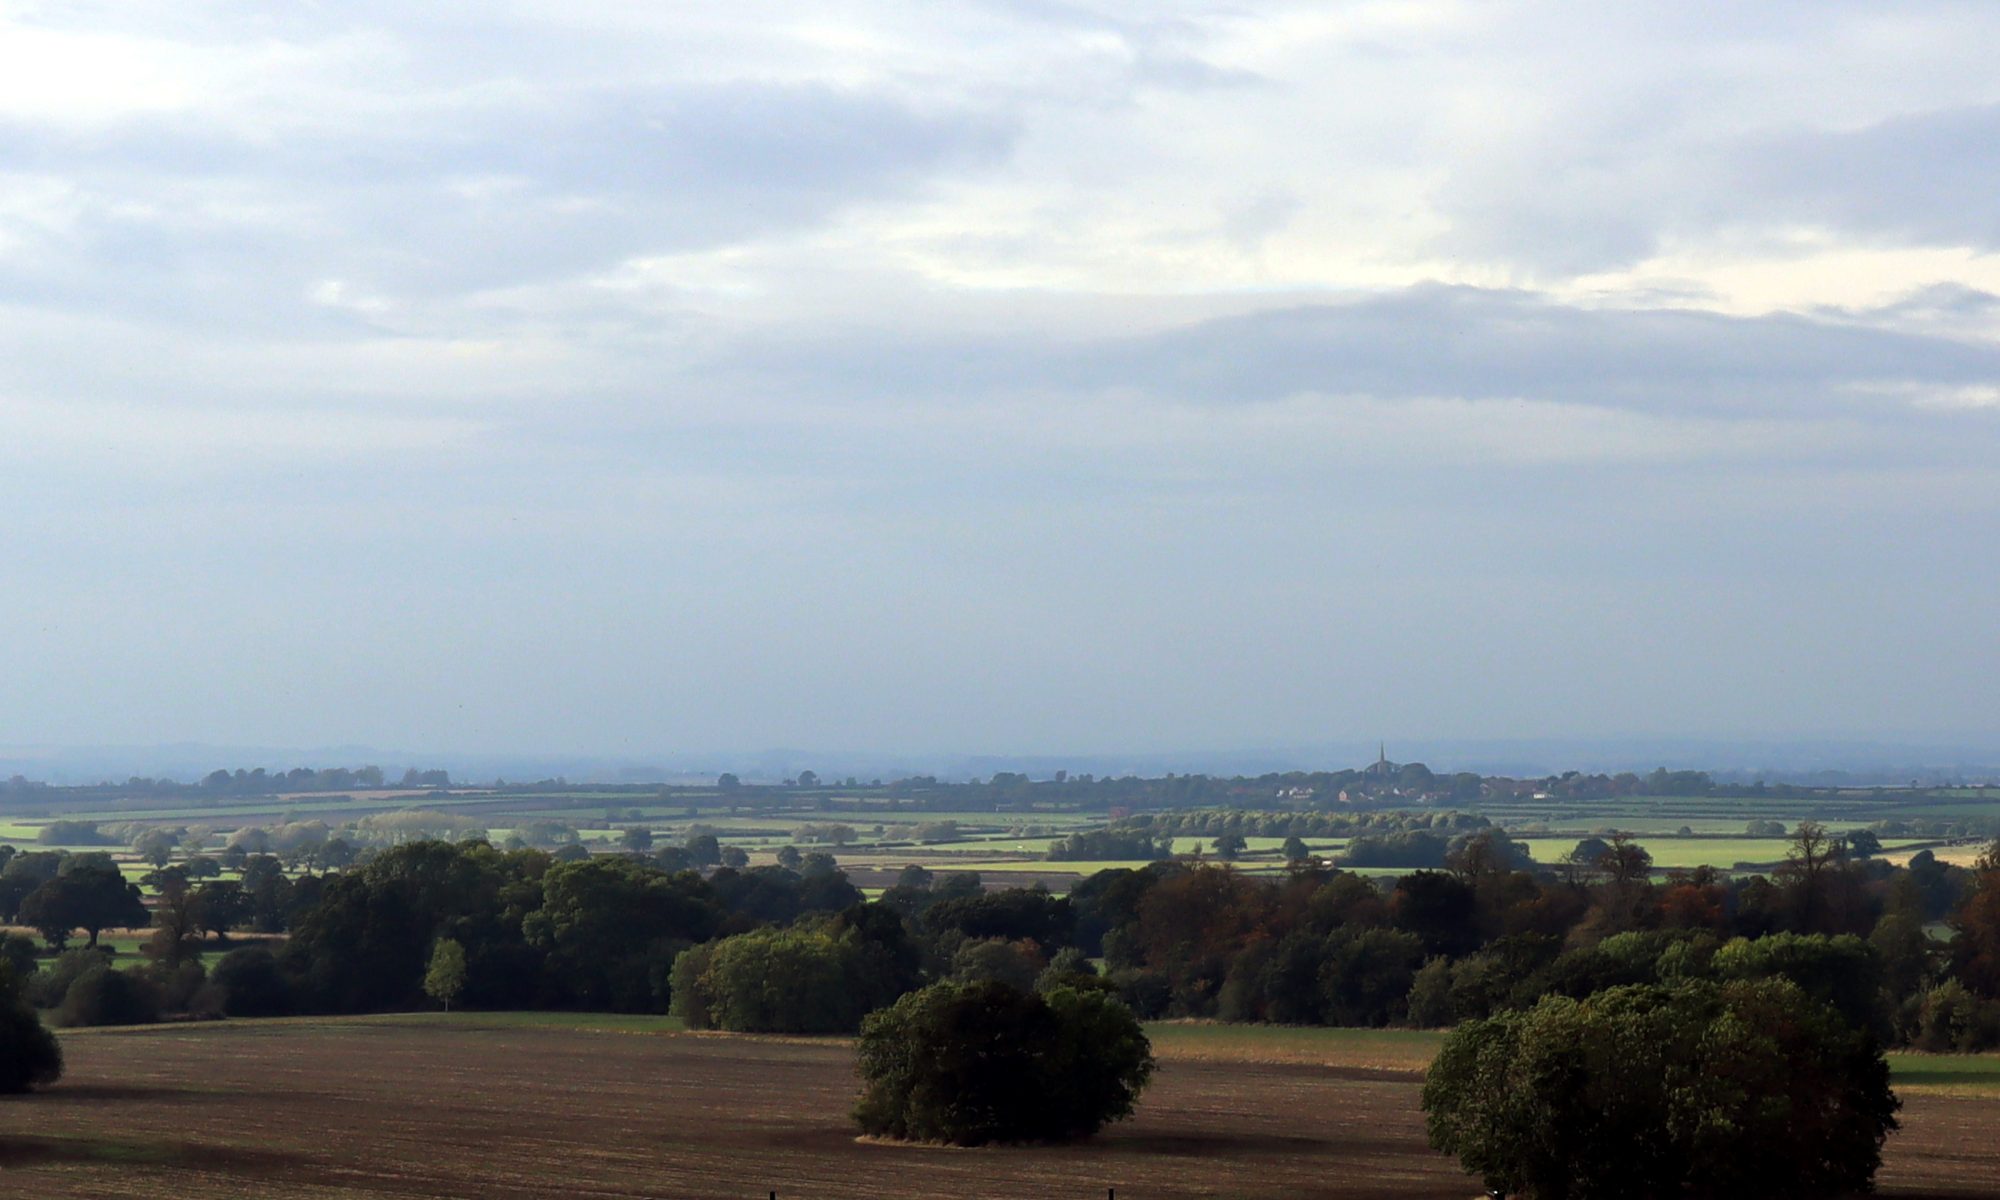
[6,787,1994,908]
[4,1017,1997,1198]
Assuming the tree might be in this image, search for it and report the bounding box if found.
[673,928,881,1034]
[684,834,722,867]
[1211,832,1246,861]
[19,860,147,950]
[144,874,203,967]
[1949,841,2000,997]
[522,856,719,1012]
[716,773,741,791]
[775,845,803,870]
[1597,834,1653,885]
[1423,979,1898,1200]
[952,938,1044,992]
[619,827,654,854]
[1781,821,1843,933]
[0,962,62,1092]
[190,880,252,942]
[131,828,179,868]
[1281,834,1310,863]
[854,980,1154,1144]
[719,845,749,869]
[317,838,358,871]
[424,939,468,1012]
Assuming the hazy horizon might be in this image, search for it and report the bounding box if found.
[4,5,1996,756]
[8,735,2000,790]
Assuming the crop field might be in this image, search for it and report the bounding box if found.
[2,1017,1995,1199]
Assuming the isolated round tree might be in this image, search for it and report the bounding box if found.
[854,979,1153,1145]
[1422,978,1898,1199]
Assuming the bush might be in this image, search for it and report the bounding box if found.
[29,947,114,1010]
[1911,980,2000,1052]
[56,966,161,1028]
[136,959,210,1016]
[0,932,37,980]
[854,980,1154,1145]
[1423,979,1898,1199]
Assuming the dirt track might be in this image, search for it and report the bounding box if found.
[3,1020,1995,1198]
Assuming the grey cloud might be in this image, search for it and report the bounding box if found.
[0,81,1014,313]
[734,285,2000,418]
[1733,103,2000,248]
[1440,100,2000,273]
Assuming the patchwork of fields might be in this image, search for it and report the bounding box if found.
[6,785,1998,906]
[3,1017,1996,1199]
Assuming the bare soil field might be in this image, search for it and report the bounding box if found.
[3,1017,1996,1199]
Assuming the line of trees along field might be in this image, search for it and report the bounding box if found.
[2,824,1997,1052]
[13,757,1999,827]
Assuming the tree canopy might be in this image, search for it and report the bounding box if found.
[1423,978,1898,1199]
[854,979,1154,1145]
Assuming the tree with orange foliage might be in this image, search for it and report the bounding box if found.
[1950,841,2000,997]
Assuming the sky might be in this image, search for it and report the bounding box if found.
[1,1,1997,765]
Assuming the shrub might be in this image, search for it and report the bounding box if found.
[1911,980,2000,1052]
[854,979,1154,1145]
[29,947,114,1010]
[136,959,210,1016]
[0,932,37,980]
[56,966,161,1028]
[1423,978,1898,1199]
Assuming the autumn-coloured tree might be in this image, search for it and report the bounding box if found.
[1951,841,2000,997]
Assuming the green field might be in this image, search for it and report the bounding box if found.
[1887,1051,2000,1095]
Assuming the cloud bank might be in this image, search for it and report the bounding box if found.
[0,1,1995,759]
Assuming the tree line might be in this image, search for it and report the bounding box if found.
[2,825,1997,1049]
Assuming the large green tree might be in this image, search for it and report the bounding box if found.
[1423,978,1898,1199]
[523,856,718,1011]
[19,858,148,949]
[854,980,1154,1145]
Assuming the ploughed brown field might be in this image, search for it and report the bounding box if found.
[4,1018,1997,1199]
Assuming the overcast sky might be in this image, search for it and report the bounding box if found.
[2,1,1997,762]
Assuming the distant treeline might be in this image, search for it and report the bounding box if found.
[2,766,451,799]
[6,761,2000,823]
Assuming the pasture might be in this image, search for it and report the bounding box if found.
[4,1017,1996,1198]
